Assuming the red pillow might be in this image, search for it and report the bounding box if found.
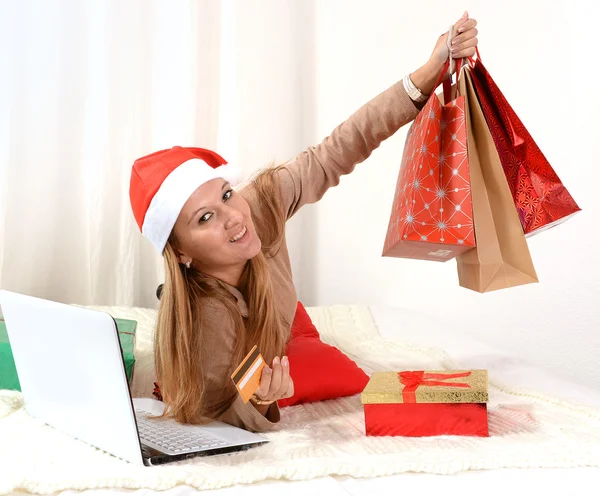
[278,302,369,408]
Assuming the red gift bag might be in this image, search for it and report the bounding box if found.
[383,62,475,262]
[470,52,581,236]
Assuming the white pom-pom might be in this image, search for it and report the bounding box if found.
[220,163,243,186]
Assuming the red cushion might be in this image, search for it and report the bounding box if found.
[278,302,369,408]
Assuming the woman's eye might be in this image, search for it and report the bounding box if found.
[223,189,233,201]
[199,213,212,223]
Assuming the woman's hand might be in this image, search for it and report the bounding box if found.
[409,12,479,98]
[251,356,294,413]
[429,12,478,71]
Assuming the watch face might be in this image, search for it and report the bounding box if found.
[403,75,425,102]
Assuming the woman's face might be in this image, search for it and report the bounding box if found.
[172,178,261,274]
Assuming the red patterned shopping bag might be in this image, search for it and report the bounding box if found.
[383,64,475,262]
[470,51,581,236]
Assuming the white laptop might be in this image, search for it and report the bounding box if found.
[0,289,268,466]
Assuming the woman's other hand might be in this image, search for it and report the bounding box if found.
[252,356,294,409]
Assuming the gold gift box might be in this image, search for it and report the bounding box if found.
[361,370,489,405]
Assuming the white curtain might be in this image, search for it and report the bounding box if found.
[0,0,316,308]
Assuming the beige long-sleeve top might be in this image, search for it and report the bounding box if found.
[200,81,421,432]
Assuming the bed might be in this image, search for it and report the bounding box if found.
[4,304,600,496]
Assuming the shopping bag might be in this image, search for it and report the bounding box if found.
[470,52,581,236]
[383,62,475,262]
[456,68,539,292]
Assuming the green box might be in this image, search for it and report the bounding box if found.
[0,317,137,391]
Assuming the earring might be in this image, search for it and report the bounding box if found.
[185,260,191,269]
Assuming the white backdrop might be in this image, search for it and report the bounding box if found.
[0,1,598,388]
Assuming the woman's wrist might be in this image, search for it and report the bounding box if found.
[250,394,274,416]
[250,398,272,416]
[250,394,275,406]
[408,60,446,99]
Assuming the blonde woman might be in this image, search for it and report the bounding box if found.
[129,13,479,432]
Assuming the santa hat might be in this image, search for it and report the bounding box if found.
[129,146,242,254]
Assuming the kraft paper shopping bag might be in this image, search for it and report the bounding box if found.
[456,69,538,292]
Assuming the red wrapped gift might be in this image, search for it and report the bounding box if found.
[383,64,475,262]
[470,53,581,236]
[361,370,489,437]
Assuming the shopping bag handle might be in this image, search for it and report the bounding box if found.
[434,59,451,94]
[430,58,464,105]
[442,58,464,104]
[440,25,467,104]
[462,47,481,68]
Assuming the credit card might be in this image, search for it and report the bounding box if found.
[230,345,265,404]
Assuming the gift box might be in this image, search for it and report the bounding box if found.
[0,316,137,391]
[115,318,137,385]
[361,370,489,437]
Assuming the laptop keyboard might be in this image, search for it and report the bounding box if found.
[135,409,228,454]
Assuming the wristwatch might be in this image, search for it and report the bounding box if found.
[403,74,429,103]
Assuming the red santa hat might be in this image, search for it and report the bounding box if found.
[129,146,241,253]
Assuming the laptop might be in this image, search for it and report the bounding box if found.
[0,289,269,466]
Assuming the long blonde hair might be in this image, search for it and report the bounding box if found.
[154,167,289,423]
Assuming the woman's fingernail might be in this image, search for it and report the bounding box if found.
[273,357,280,365]
[282,356,289,367]
[265,366,272,374]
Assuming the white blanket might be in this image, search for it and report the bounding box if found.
[1,305,600,495]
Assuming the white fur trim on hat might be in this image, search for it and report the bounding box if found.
[142,159,242,253]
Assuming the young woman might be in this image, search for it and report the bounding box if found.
[129,13,479,432]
